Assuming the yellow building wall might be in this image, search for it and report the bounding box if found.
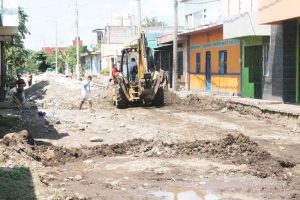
[211,75,240,94]
[189,27,241,94]
[190,74,206,91]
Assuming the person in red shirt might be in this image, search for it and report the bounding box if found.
[111,64,119,83]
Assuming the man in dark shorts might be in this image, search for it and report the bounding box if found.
[15,74,26,104]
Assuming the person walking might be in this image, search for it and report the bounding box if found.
[79,75,94,111]
[27,73,33,86]
[15,74,26,105]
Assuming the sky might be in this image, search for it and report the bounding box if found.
[19,0,184,51]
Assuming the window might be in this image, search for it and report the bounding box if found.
[177,51,183,79]
[219,51,227,74]
[196,53,201,74]
[263,44,269,76]
[185,14,193,29]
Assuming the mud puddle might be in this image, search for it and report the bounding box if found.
[150,190,254,200]
[43,154,294,200]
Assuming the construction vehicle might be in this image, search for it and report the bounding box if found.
[112,32,166,108]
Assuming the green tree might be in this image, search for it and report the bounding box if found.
[33,51,50,72]
[24,50,39,73]
[142,17,168,27]
[57,46,88,75]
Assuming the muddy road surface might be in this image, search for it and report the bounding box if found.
[0,74,299,200]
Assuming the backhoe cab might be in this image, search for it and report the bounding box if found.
[112,32,165,108]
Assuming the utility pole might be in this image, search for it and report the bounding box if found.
[172,0,178,90]
[136,0,142,31]
[228,0,230,16]
[55,22,58,75]
[75,0,80,79]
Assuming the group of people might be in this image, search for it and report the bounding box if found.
[111,58,137,82]
[80,58,138,111]
[11,58,138,109]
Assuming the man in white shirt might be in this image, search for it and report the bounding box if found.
[79,75,94,111]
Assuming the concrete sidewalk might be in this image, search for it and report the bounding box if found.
[224,96,300,116]
[174,90,300,117]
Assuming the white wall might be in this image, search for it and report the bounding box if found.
[2,0,19,28]
[223,11,270,39]
[104,26,137,44]
[222,0,259,17]
[223,0,270,39]
[101,44,123,57]
[182,0,223,29]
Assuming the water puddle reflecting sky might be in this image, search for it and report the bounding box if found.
[151,190,219,200]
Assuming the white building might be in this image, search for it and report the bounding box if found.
[181,0,223,30]
[0,0,19,99]
[98,15,138,73]
[222,0,270,39]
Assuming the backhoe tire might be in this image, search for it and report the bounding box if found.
[116,86,128,109]
[152,87,164,107]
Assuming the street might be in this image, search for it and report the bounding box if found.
[0,74,299,200]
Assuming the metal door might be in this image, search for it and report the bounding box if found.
[206,51,211,92]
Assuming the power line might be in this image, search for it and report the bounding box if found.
[183,0,220,4]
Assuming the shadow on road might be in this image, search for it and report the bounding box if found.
[25,80,49,101]
[25,80,69,142]
[0,113,24,138]
[0,79,69,142]
[0,167,37,200]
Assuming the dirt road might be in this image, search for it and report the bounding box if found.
[0,74,299,200]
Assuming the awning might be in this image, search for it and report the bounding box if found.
[179,24,223,36]
[155,43,173,48]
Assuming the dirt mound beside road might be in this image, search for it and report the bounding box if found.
[164,91,226,111]
[41,133,291,178]
[0,131,293,179]
[0,130,37,165]
[0,131,295,178]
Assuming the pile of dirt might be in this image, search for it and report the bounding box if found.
[93,85,114,109]
[37,77,113,110]
[0,130,37,166]
[95,134,285,178]
[164,91,226,111]
[0,131,293,179]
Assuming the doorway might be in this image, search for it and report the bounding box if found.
[205,51,211,92]
[244,45,263,99]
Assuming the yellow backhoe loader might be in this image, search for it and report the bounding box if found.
[112,32,166,108]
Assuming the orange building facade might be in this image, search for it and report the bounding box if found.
[259,0,300,24]
[188,26,241,95]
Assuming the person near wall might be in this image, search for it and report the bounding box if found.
[15,74,26,105]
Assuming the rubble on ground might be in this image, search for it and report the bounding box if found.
[0,130,293,179]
